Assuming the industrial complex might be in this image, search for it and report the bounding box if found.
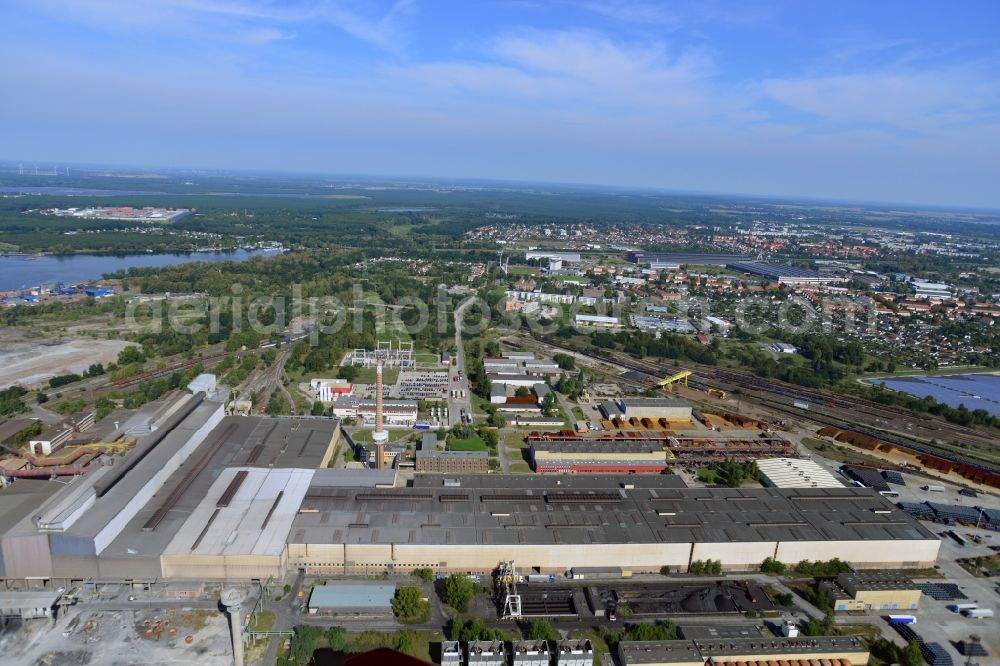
[0,389,943,589]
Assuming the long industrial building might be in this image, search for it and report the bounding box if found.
[0,393,941,587]
[726,261,843,285]
[285,475,939,575]
[529,441,671,473]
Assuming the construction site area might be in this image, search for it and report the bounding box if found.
[0,604,235,666]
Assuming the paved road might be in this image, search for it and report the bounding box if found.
[447,297,476,427]
[554,390,578,429]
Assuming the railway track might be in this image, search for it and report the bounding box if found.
[519,334,1000,473]
[110,350,235,389]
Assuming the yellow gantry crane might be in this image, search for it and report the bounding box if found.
[657,370,692,392]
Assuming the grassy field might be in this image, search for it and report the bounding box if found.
[349,429,411,444]
[503,431,527,449]
[248,610,275,632]
[448,437,487,451]
[351,367,401,385]
[509,461,532,473]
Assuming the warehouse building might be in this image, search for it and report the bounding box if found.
[599,398,691,421]
[726,262,843,285]
[0,590,61,620]
[820,572,920,612]
[617,636,869,666]
[306,583,395,617]
[310,378,354,401]
[415,434,488,474]
[331,397,418,427]
[0,397,343,587]
[285,475,940,576]
[529,441,670,474]
[757,458,845,489]
[574,314,620,328]
[628,252,748,267]
[525,251,581,263]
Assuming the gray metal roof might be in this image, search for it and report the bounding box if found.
[308,583,395,609]
[287,477,935,548]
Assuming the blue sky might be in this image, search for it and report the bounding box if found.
[2,1,999,207]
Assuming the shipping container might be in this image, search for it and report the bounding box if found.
[527,574,556,583]
[887,615,917,625]
[793,401,809,410]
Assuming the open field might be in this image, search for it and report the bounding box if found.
[0,338,130,389]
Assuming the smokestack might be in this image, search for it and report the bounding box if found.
[372,362,388,468]
[221,589,244,666]
[375,362,384,434]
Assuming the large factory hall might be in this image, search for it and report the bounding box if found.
[0,391,940,589]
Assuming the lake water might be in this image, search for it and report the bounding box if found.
[0,248,283,291]
[865,372,1000,416]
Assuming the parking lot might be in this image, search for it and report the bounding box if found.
[394,371,449,400]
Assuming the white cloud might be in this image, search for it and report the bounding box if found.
[762,63,1000,132]
[385,29,723,121]
[20,0,412,51]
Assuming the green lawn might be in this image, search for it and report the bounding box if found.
[351,367,401,385]
[448,437,487,452]
[509,461,532,473]
[503,431,527,449]
[349,429,409,444]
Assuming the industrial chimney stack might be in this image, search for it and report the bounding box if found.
[372,362,388,469]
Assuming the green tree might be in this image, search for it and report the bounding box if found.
[338,364,360,382]
[554,353,576,370]
[117,345,146,365]
[391,586,430,623]
[326,627,347,652]
[311,400,325,416]
[290,625,324,663]
[901,640,922,666]
[659,565,671,576]
[760,557,787,575]
[412,568,434,582]
[444,573,475,612]
[267,393,287,415]
[527,619,558,641]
